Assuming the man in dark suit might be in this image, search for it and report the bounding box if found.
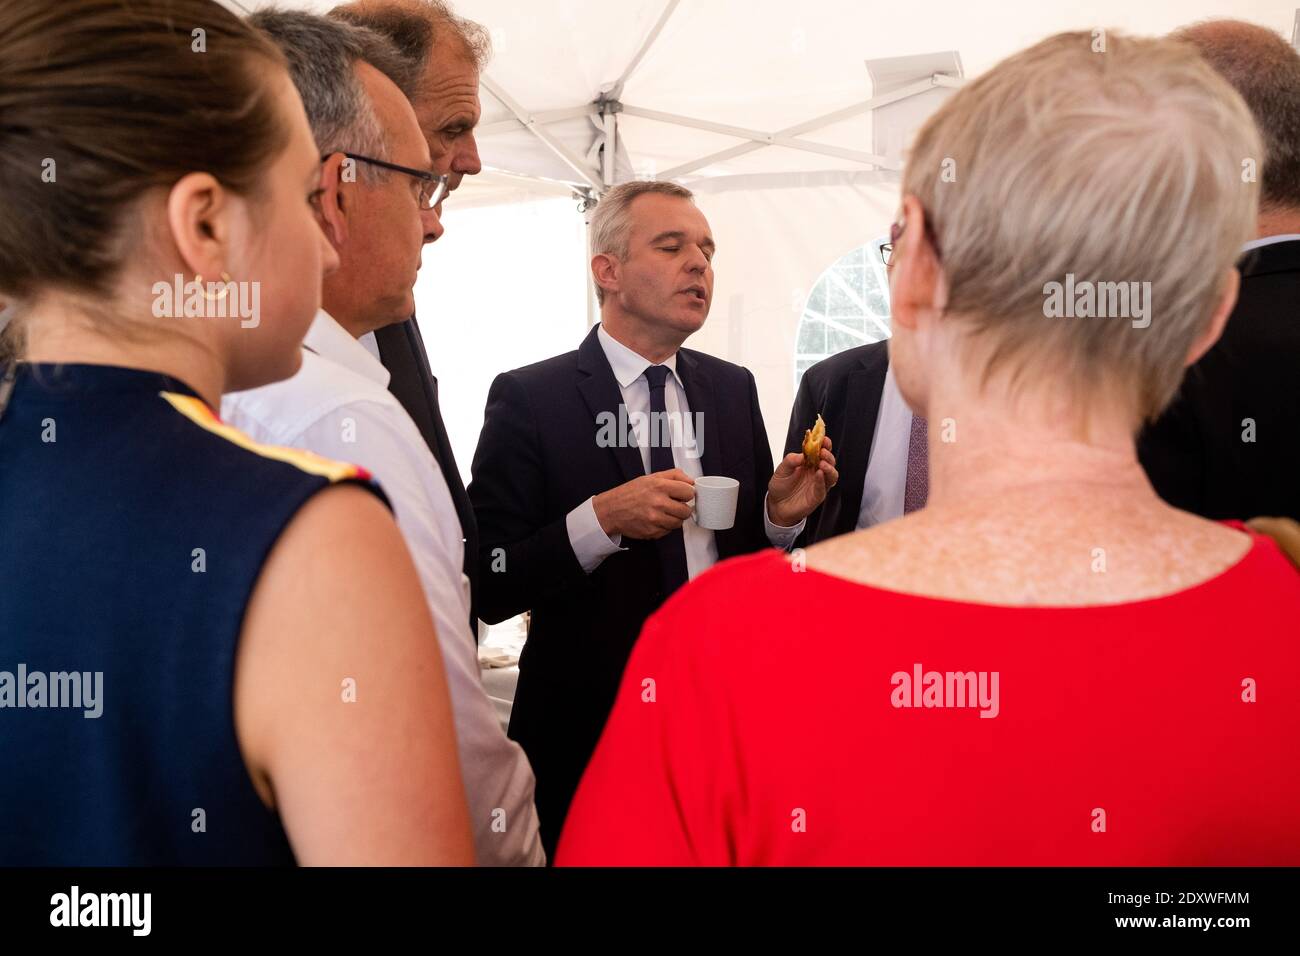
[782,234,933,547]
[469,181,838,855]
[784,342,894,546]
[374,318,481,632]
[1139,20,1300,521]
[332,0,490,638]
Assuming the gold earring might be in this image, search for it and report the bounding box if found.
[199,272,233,302]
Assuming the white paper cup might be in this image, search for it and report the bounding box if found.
[692,475,740,530]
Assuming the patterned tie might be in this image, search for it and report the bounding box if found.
[903,413,929,514]
[643,365,690,595]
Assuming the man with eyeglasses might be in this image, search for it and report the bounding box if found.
[330,151,450,215]
[780,226,929,545]
[331,0,488,645]
[222,9,545,867]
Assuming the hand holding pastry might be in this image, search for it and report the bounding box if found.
[802,413,826,468]
[769,420,838,527]
[1247,516,1300,571]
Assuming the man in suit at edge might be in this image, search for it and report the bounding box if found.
[1139,20,1300,521]
[782,227,933,547]
[783,342,902,546]
[468,181,840,856]
[331,0,488,639]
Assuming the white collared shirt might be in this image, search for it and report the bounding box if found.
[566,324,803,578]
[222,310,545,867]
[1241,233,1300,253]
[856,363,914,529]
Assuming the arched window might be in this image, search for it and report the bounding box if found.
[794,237,891,387]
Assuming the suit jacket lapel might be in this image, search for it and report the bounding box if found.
[678,348,756,557]
[674,349,724,480]
[576,325,645,485]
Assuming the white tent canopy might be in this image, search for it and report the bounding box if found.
[308,0,1300,196]
[235,0,1298,476]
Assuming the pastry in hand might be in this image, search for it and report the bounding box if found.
[1247,516,1300,571]
[802,414,826,468]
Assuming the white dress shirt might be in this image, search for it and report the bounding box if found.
[1241,233,1300,253]
[856,363,916,529]
[566,324,803,578]
[222,310,545,867]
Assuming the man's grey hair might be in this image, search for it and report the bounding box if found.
[1172,20,1300,210]
[589,181,695,304]
[249,8,420,183]
[330,0,492,87]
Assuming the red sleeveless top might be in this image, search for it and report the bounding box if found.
[557,529,1300,865]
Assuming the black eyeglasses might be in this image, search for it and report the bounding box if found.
[880,213,941,267]
[323,152,448,210]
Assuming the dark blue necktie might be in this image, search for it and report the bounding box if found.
[643,364,690,596]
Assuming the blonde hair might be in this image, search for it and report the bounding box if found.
[901,31,1261,421]
[590,181,695,305]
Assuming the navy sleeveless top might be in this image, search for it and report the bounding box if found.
[0,364,387,865]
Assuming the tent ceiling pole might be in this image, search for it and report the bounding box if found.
[620,105,775,143]
[482,75,601,191]
[657,76,939,180]
[610,0,682,97]
[781,76,942,136]
[621,105,897,169]
[659,142,765,180]
[478,105,599,138]
[771,139,896,167]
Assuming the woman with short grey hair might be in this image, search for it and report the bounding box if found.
[558,30,1300,866]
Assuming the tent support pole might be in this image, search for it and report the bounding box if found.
[611,0,682,95]
[477,105,599,138]
[620,104,896,168]
[657,76,941,180]
[482,75,602,192]
[583,202,597,331]
[602,112,618,186]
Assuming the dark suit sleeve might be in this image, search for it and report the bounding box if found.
[469,372,588,624]
[746,368,778,551]
[1138,395,1205,515]
[783,366,825,549]
[784,365,820,459]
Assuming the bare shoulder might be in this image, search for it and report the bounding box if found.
[233,483,430,802]
[274,481,399,555]
[231,482,473,863]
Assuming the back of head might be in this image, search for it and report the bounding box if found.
[1173,19,1300,213]
[248,7,416,179]
[0,0,288,353]
[901,31,1261,423]
[329,0,493,84]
